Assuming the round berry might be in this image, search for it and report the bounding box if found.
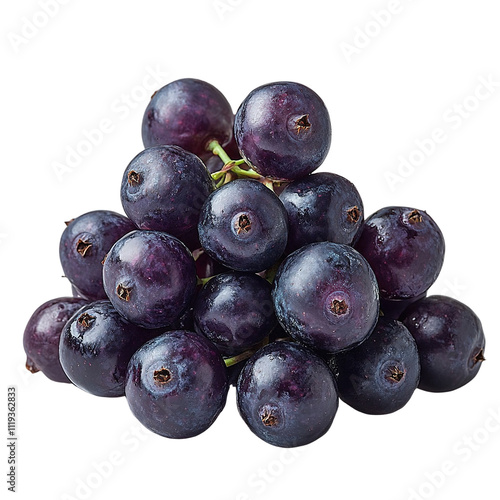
[198,179,288,272]
[272,242,379,353]
[401,295,485,392]
[59,210,136,300]
[102,230,197,329]
[237,341,338,448]
[234,81,331,180]
[59,300,161,397]
[120,145,214,238]
[330,317,420,415]
[193,271,276,355]
[142,78,233,161]
[23,297,87,383]
[125,330,229,438]
[355,206,445,300]
[279,172,364,253]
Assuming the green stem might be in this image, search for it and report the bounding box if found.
[223,337,271,367]
[215,176,226,189]
[224,350,255,368]
[212,170,226,182]
[231,165,262,179]
[208,140,283,192]
[262,178,275,192]
[197,276,214,286]
[207,140,232,165]
[211,163,262,182]
[262,259,281,284]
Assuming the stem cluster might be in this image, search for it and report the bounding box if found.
[207,140,284,192]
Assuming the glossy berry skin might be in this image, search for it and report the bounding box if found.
[330,318,420,415]
[120,145,214,238]
[237,341,339,448]
[354,206,445,300]
[59,301,161,397]
[198,179,288,272]
[102,230,197,329]
[234,81,331,180]
[142,78,233,161]
[225,325,291,387]
[23,297,87,383]
[380,292,427,320]
[279,172,364,253]
[401,295,486,392]
[60,211,136,301]
[193,271,277,356]
[125,330,229,439]
[272,242,379,354]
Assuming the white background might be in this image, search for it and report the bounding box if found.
[2,1,500,499]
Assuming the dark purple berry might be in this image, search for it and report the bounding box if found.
[120,145,214,238]
[380,292,427,320]
[234,81,331,180]
[330,317,420,414]
[193,271,277,355]
[102,230,197,329]
[125,330,229,438]
[59,300,161,397]
[23,297,87,383]
[401,295,485,392]
[59,211,136,300]
[279,172,364,253]
[354,206,445,300]
[237,341,339,448]
[272,242,379,353]
[142,78,233,161]
[198,179,288,272]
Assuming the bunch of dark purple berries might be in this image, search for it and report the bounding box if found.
[24,78,486,448]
